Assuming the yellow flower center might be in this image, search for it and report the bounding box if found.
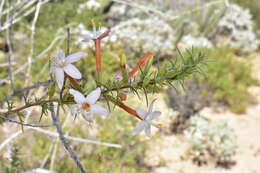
[82,103,90,111]
[58,62,66,68]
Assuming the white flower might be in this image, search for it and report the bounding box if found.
[69,88,108,122]
[52,50,85,89]
[77,0,101,14]
[82,26,109,41]
[132,101,161,136]
[86,0,101,10]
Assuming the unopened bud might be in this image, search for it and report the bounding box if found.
[120,54,126,69]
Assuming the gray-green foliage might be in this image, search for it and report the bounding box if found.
[4,146,23,173]
[184,114,237,166]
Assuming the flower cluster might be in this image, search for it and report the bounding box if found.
[77,0,101,13]
[106,17,176,57]
[51,25,162,136]
[217,4,259,52]
[184,115,237,164]
[181,35,213,49]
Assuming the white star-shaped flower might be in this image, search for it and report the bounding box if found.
[132,101,161,136]
[52,50,86,89]
[69,88,108,122]
[82,26,109,41]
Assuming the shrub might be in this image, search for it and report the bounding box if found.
[184,114,237,167]
[232,0,260,32]
[199,46,255,113]
[217,3,259,53]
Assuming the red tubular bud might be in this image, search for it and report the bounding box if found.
[94,39,102,72]
[118,102,142,120]
[129,52,153,77]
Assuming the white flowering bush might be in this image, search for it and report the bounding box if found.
[184,115,237,166]
[106,17,176,57]
[77,0,101,13]
[181,35,213,49]
[217,4,259,52]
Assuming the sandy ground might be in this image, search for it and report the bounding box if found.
[144,53,260,173]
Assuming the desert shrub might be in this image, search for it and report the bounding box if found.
[216,3,259,53]
[168,46,255,116]
[184,114,237,167]
[3,145,23,173]
[199,46,255,113]
[232,0,260,32]
[91,17,176,58]
[167,78,211,133]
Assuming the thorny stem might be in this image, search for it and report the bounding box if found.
[49,103,87,173]
[1,79,158,117]
[1,99,59,114]
[0,115,54,128]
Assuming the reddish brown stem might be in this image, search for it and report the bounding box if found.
[94,39,101,73]
[4,99,59,114]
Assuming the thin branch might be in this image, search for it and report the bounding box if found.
[0,115,54,128]
[0,62,17,67]
[0,80,54,102]
[0,98,59,114]
[112,0,226,22]
[29,126,122,148]
[0,0,50,32]
[0,130,25,151]
[0,0,6,27]
[49,103,87,173]
[5,0,15,93]
[26,0,43,85]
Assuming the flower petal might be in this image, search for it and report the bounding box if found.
[63,64,82,79]
[69,89,86,104]
[136,109,147,119]
[71,104,80,115]
[145,124,151,136]
[82,30,94,41]
[65,52,86,64]
[148,111,161,120]
[56,50,65,59]
[82,112,93,122]
[131,121,146,136]
[54,67,64,89]
[91,104,108,116]
[86,88,101,104]
[148,99,157,113]
[97,27,109,38]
